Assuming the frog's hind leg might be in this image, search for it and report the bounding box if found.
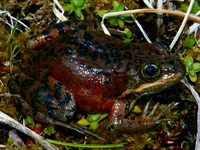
[9,74,75,122]
[8,75,105,141]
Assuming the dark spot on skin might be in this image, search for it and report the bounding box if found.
[78,62,85,67]
[69,105,76,113]
[100,55,112,65]
[77,49,88,57]
[86,65,93,73]
[128,122,132,128]
[95,69,103,76]
[54,24,65,34]
[134,65,139,70]
[165,57,169,60]
[53,82,64,100]
[107,124,115,131]
[121,46,130,51]
[21,78,36,89]
[29,87,55,107]
[60,47,75,56]
[30,110,38,117]
[88,52,98,61]
[169,59,175,65]
[139,51,144,55]
[134,46,140,50]
[94,46,107,53]
[110,50,121,57]
[123,51,132,59]
[48,109,57,118]
[41,115,48,122]
[117,114,123,118]
[114,59,124,68]
[78,23,88,30]
[40,72,50,86]
[58,93,72,106]
[42,30,51,39]
[83,32,94,41]
[106,43,115,48]
[70,30,80,44]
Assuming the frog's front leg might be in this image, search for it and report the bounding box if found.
[107,100,175,133]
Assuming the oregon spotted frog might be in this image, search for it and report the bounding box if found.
[8,20,185,137]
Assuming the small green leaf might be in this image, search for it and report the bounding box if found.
[75,0,85,7]
[119,14,131,20]
[122,38,131,43]
[87,113,101,122]
[63,4,74,11]
[183,37,196,47]
[117,4,124,11]
[77,119,90,126]
[74,8,82,18]
[97,113,108,121]
[193,62,200,72]
[109,17,118,26]
[90,122,99,130]
[181,4,188,12]
[98,10,108,17]
[124,28,132,39]
[25,116,35,128]
[7,138,14,144]
[191,1,199,14]
[168,130,174,137]
[118,19,124,28]
[106,9,115,14]
[184,55,193,67]
[132,105,142,113]
[188,69,196,77]
[112,1,120,10]
[189,73,197,82]
[80,2,91,10]
[173,131,182,136]
[43,125,55,135]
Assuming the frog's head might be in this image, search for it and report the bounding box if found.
[119,41,186,98]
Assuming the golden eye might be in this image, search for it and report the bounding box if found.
[141,62,161,81]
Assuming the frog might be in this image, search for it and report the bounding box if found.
[8,20,186,139]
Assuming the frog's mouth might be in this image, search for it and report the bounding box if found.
[118,71,184,99]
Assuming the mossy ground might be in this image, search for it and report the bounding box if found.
[0,0,198,149]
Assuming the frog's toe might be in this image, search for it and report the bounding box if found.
[141,100,176,122]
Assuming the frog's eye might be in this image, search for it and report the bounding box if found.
[141,62,161,81]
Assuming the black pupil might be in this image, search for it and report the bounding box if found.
[145,65,157,77]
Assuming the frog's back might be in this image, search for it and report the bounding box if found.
[31,28,185,112]
[36,30,165,74]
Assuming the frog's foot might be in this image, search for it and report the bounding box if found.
[107,101,175,133]
[141,100,175,124]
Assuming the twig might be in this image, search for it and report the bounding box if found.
[101,8,200,35]
[170,0,195,49]
[0,111,59,150]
